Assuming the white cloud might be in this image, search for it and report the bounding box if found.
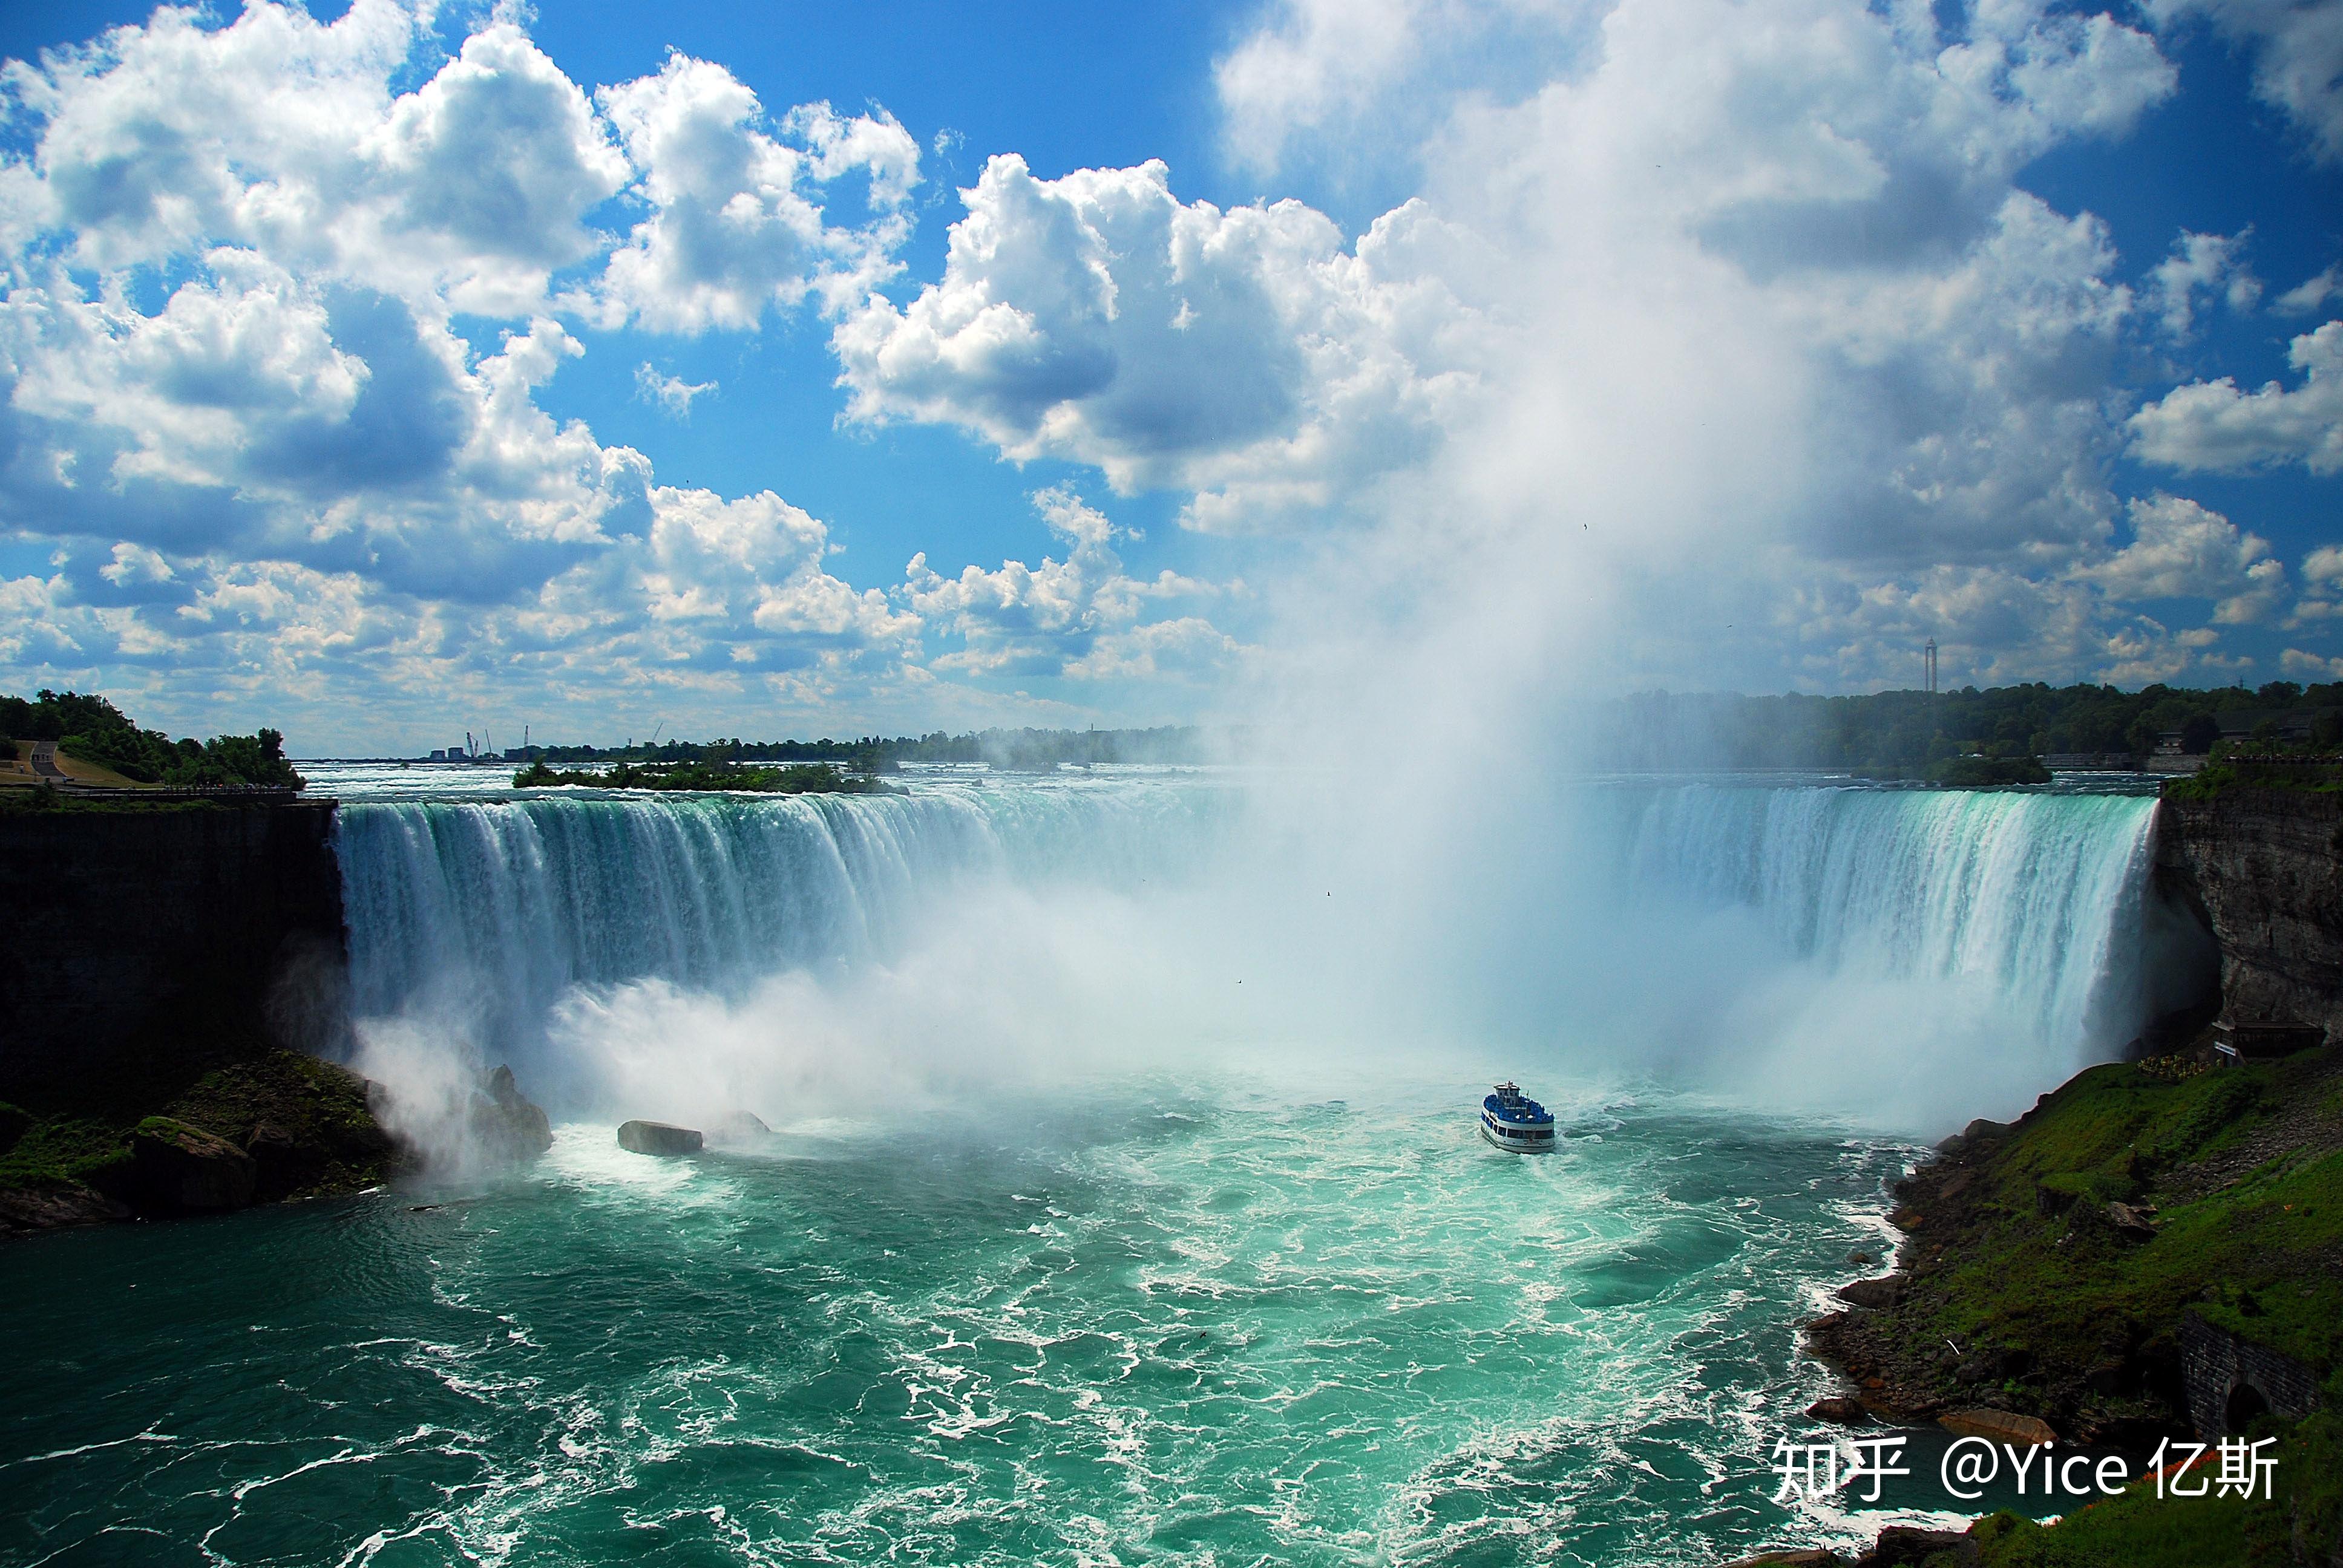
[2275,264,2340,314]
[590,57,919,332]
[1,2,916,327]
[833,155,1485,530]
[2141,0,2343,164]
[2292,544,2343,629]
[1213,0,1596,176]
[2146,229,2259,337]
[9,4,632,316]
[2128,320,2343,474]
[97,541,175,588]
[0,2,958,741]
[902,488,1244,677]
[635,363,715,417]
[2074,493,2282,622]
[2279,648,2343,678]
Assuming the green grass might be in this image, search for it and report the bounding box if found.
[1844,1051,2343,1565]
[1897,1050,2342,1388]
[1967,1399,2341,1566]
[2163,763,2343,801]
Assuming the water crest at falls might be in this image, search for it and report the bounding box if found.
[335,779,1227,1070]
[332,775,2191,1125]
[1611,783,2175,1059]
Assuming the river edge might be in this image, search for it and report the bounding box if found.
[1742,1039,2342,1568]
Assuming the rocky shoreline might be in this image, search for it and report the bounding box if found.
[0,1054,554,1238]
[1731,1039,2343,1567]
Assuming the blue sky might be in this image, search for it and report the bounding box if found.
[0,0,2336,751]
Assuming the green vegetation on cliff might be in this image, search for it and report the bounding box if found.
[1966,1402,2339,1566]
[511,724,1220,773]
[0,1050,395,1229]
[0,689,304,789]
[512,759,904,794]
[2162,761,2343,802]
[1902,1049,2342,1389]
[1925,755,2053,787]
[1806,1045,2343,1565]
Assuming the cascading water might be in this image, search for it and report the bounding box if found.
[330,772,2192,1128]
[1611,783,2171,1059]
[336,777,1228,1071]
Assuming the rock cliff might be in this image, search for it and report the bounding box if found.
[2154,785,2343,1037]
[0,802,349,1102]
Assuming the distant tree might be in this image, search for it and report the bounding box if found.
[2180,714,2220,754]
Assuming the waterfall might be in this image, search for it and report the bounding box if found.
[330,774,2191,1128]
[335,780,1224,1061]
[1607,782,2175,1062]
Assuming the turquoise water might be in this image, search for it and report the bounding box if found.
[3,1081,1915,1566]
[4,771,2179,1563]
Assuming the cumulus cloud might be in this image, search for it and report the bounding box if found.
[2289,544,2343,629]
[589,57,919,331]
[1394,0,2168,578]
[2075,494,2283,623]
[0,2,954,741]
[2,0,2330,743]
[1213,0,1594,176]
[833,155,1484,530]
[2146,229,2259,337]
[9,4,630,316]
[2128,321,2343,474]
[2141,0,2343,164]
[902,488,1245,678]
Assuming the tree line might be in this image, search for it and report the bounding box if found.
[521,725,1228,772]
[1595,680,2343,774]
[0,690,306,790]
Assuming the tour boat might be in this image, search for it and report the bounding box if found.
[1480,1082,1556,1151]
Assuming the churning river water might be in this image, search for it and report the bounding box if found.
[1,765,2178,1566]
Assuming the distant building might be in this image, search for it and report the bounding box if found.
[428,748,447,760]
[2215,708,2315,741]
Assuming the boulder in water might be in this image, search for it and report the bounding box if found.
[244,1121,326,1203]
[129,1117,257,1212]
[1835,1275,1906,1310]
[706,1109,775,1148]
[1937,1408,2055,1446]
[470,1065,553,1163]
[1806,1396,1870,1424]
[618,1120,703,1156]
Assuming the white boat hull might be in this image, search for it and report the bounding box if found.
[1480,1114,1556,1152]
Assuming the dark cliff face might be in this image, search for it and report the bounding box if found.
[0,804,350,1106]
[2154,787,2343,1036]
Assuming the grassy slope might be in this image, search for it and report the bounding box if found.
[0,738,154,792]
[1822,1047,2342,1564]
[1966,1402,2339,1566]
[1899,1050,2342,1393]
